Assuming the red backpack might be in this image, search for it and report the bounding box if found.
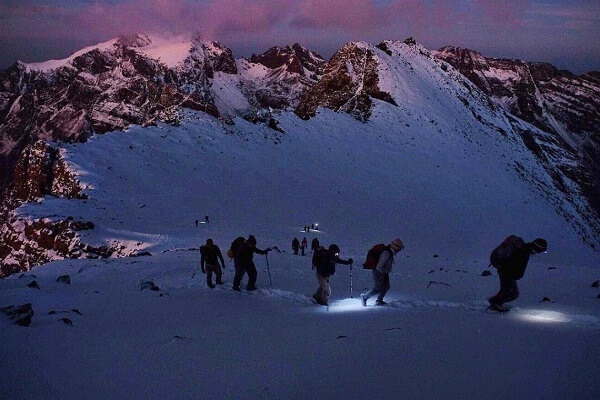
[363,243,389,269]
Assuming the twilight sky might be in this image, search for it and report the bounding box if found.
[1,0,599,73]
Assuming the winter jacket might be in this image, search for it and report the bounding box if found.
[375,247,394,273]
[236,242,268,266]
[201,245,225,268]
[292,239,300,249]
[499,244,531,280]
[316,250,352,278]
[311,238,319,250]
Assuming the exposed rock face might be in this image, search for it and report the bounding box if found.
[296,42,396,121]
[433,46,600,218]
[0,141,115,277]
[250,43,325,80]
[433,47,600,145]
[240,44,326,111]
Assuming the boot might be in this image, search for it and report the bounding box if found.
[361,294,367,307]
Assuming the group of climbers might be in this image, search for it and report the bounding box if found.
[198,234,547,312]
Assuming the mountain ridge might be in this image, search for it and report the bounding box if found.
[1,35,599,276]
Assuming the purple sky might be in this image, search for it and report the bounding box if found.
[1,0,599,73]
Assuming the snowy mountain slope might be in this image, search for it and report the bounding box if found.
[4,105,598,274]
[1,37,599,273]
[0,34,322,191]
[296,39,600,248]
[433,46,600,221]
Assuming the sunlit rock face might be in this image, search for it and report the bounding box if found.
[295,41,397,122]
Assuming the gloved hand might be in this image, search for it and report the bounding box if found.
[348,258,354,264]
[201,268,206,274]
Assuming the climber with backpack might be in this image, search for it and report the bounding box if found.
[311,238,319,253]
[301,237,308,256]
[200,239,226,288]
[232,235,271,292]
[488,236,548,312]
[312,244,353,306]
[361,238,404,306]
[292,238,300,255]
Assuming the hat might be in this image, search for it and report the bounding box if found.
[206,238,213,246]
[390,238,404,251]
[328,244,340,254]
[248,235,257,245]
[531,238,547,253]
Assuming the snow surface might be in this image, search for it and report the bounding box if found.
[1,240,599,399]
[135,34,194,68]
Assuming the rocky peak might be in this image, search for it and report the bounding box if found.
[295,42,396,121]
[116,33,153,48]
[249,44,325,80]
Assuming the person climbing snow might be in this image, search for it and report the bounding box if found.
[200,239,226,288]
[205,215,210,223]
[301,237,308,256]
[195,219,199,227]
[292,238,300,255]
[232,235,270,292]
[361,238,404,306]
[312,244,353,306]
[311,238,319,253]
[488,236,548,312]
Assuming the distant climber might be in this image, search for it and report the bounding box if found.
[292,238,300,255]
[200,239,226,288]
[311,238,319,254]
[195,219,199,227]
[312,244,353,306]
[205,215,210,223]
[488,236,548,312]
[361,239,404,306]
[232,235,270,291]
[301,237,308,256]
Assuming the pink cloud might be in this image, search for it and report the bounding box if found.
[293,0,377,32]
[1,0,599,73]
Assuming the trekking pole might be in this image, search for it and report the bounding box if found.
[350,261,354,298]
[266,253,273,286]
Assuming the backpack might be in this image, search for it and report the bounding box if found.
[313,247,334,277]
[363,243,389,269]
[490,235,525,268]
[229,236,245,259]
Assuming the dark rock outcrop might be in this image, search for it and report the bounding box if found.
[296,42,396,121]
[1,303,34,326]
